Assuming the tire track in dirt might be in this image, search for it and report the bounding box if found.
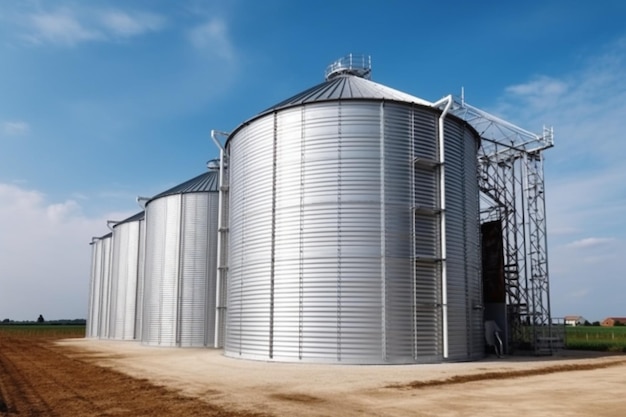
[0,339,58,416]
[386,359,626,390]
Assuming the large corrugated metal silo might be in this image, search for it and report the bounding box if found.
[223,56,482,363]
[141,166,220,347]
[108,211,145,340]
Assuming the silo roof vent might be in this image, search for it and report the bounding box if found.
[325,54,371,81]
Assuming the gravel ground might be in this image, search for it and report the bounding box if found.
[58,339,626,417]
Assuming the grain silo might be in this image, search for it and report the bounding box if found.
[141,165,220,347]
[87,234,108,338]
[108,211,145,340]
[222,55,483,363]
[86,232,113,339]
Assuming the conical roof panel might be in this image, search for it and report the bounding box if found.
[259,74,432,116]
[148,170,219,204]
[113,211,145,228]
[91,232,112,244]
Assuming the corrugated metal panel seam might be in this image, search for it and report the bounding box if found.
[176,193,184,346]
[269,112,277,359]
[379,101,387,361]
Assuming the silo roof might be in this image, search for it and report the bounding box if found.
[112,211,145,228]
[147,170,219,204]
[259,74,432,115]
[90,232,112,245]
[226,74,434,143]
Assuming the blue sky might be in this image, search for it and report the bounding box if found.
[0,1,624,322]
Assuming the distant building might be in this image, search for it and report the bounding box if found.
[601,317,626,327]
[564,316,586,326]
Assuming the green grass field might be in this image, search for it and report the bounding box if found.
[0,324,85,339]
[565,325,626,352]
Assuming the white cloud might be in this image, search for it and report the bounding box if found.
[47,200,82,223]
[566,237,616,250]
[27,11,102,46]
[2,121,30,136]
[0,183,132,321]
[16,7,166,47]
[505,76,568,109]
[188,18,235,61]
[99,10,165,37]
[497,37,626,165]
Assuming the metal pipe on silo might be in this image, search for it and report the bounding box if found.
[136,196,150,208]
[431,94,453,359]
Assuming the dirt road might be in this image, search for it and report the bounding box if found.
[61,339,626,417]
[0,334,266,416]
[2,333,626,416]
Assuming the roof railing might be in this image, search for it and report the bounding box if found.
[325,54,372,81]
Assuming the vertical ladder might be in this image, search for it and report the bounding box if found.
[211,131,230,348]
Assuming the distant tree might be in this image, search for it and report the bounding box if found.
[37,314,45,323]
[592,321,601,326]
[584,320,591,326]
[2,318,9,323]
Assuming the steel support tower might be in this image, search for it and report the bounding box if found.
[448,96,556,354]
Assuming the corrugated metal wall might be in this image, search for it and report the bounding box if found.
[443,118,482,361]
[109,217,144,340]
[97,234,112,339]
[142,192,219,347]
[225,100,481,363]
[134,219,146,340]
[86,239,103,338]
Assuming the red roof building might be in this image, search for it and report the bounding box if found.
[601,317,626,327]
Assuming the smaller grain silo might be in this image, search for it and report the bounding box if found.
[141,164,220,347]
[87,232,113,339]
[87,234,107,338]
[108,211,145,340]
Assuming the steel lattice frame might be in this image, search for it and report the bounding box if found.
[447,97,555,353]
